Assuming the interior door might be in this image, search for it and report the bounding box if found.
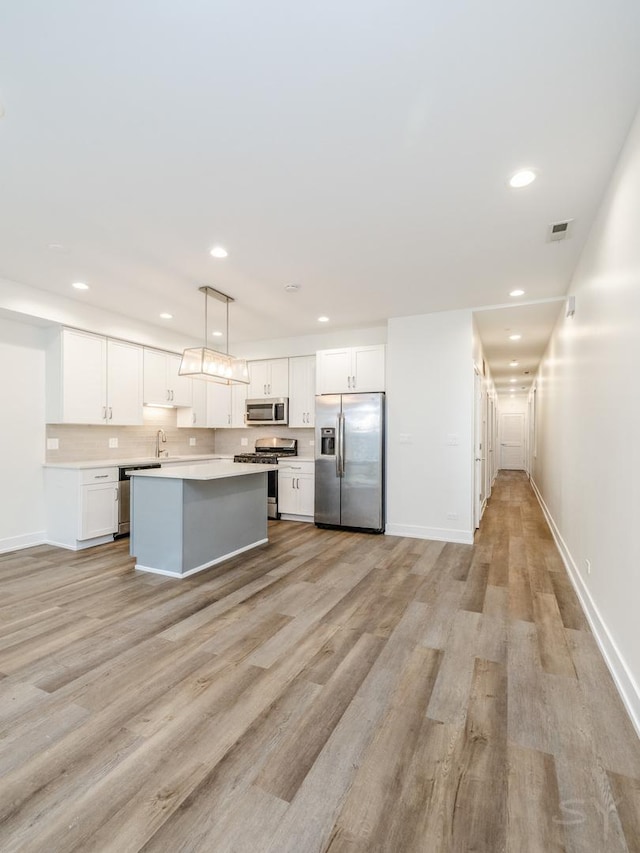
[474,368,486,529]
[500,412,525,469]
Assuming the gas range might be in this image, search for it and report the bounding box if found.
[233,437,297,465]
[233,438,298,520]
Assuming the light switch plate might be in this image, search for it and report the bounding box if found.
[399,433,412,444]
[309,439,314,445]
[47,438,59,450]
[108,438,118,448]
[189,437,196,446]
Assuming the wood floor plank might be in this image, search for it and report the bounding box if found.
[506,744,566,853]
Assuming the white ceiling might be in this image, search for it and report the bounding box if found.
[1,2,639,371]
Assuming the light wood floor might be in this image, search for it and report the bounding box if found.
[0,472,639,852]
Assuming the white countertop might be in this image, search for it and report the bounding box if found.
[43,454,232,470]
[130,461,277,481]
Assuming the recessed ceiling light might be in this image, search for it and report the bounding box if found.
[284,283,300,292]
[212,331,223,337]
[510,378,517,383]
[509,333,522,341]
[210,246,228,258]
[509,170,536,188]
[159,313,173,320]
[510,360,519,366]
[318,316,330,323]
[509,289,525,297]
[72,281,89,290]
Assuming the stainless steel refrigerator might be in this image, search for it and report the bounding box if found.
[315,392,385,533]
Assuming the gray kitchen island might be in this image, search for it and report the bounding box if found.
[129,461,276,577]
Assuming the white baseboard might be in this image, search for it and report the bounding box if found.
[0,531,46,555]
[43,535,115,552]
[135,537,269,578]
[279,514,314,524]
[530,477,640,739]
[385,523,474,545]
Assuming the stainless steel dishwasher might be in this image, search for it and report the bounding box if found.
[116,463,162,536]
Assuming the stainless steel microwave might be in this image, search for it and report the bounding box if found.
[245,398,289,425]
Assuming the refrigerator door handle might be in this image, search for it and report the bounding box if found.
[337,413,346,478]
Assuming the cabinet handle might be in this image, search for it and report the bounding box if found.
[171,390,174,402]
[102,406,107,420]
[228,413,231,424]
[352,375,356,389]
[347,376,351,389]
[108,407,112,420]
[94,474,109,479]
[193,412,196,425]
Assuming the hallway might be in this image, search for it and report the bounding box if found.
[0,472,638,850]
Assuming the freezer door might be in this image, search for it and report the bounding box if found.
[340,393,384,530]
[314,395,342,525]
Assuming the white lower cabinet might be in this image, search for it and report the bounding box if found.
[278,460,315,521]
[45,467,118,550]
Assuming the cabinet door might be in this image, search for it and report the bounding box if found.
[79,483,118,540]
[106,340,143,425]
[231,383,248,427]
[61,329,107,424]
[288,356,315,427]
[268,359,289,397]
[177,379,208,427]
[167,354,193,407]
[248,361,270,398]
[277,471,297,514]
[207,383,232,427]
[316,348,351,394]
[143,349,171,405]
[352,345,386,392]
[296,474,315,516]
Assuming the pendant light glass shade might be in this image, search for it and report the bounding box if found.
[179,286,249,385]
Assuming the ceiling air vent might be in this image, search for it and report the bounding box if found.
[547,219,574,242]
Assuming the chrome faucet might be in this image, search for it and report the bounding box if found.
[156,429,167,458]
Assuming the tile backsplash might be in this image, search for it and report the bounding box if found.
[45,407,216,462]
[45,410,315,463]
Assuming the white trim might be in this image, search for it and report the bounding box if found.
[279,514,314,523]
[0,531,46,555]
[530,477,640,739]
[43,534,115,551]
[134,538,269,578]
[385,523,474,545]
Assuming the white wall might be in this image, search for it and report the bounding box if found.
[532,107,640,731]
[386,309,474,544]
[0,317,47,552]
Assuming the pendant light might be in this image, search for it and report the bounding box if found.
[179,286,249,384]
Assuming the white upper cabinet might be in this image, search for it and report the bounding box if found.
[143,349,192,407]
[207,382,232,427]
[316,345,385,394]
[46,328,143,425]
[288,355,316,427]
[231,383,248,428]
[106,339,144,425]
[248,358,289,398]
[176,378,208,428]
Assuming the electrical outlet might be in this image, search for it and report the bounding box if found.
[309,439,314,445]
[189,437,196,446]
[47,438,59,450]
[399,433,412,444]
[446,434,460,446]
[585,558,591,575]
[240,437,249,447]
[446,512,458,520]
[108,438,118,449]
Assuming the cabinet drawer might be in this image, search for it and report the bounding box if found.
[80,467,118,485]
[278,459,315,475]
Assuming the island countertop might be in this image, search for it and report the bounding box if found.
[129,461,277,481]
